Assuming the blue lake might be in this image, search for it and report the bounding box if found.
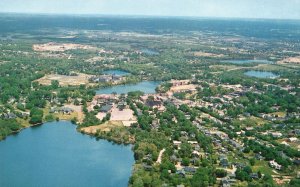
[244,71,279,78]
[141,49,159,55]
[103,70,130,76]
[96,81,160,94]
[0,121,134,187]
[221,59,273,64]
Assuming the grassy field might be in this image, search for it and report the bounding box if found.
[252,160,275,175]
[80,120,123,134]
[36,73,94,86]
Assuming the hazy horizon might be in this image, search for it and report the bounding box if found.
[0,0,300,20]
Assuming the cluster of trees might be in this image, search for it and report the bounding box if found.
[0,119,22,140]
[197,86,230,97]
[126,98,220,186]
[80,112,100,127]
[243,88,300,115]
[245,140,293,168]
[29,107,44,124]
[191,167,216,187]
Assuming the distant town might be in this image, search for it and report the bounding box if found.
[0,15,299,187]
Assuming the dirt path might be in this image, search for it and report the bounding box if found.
[156,148,166,164]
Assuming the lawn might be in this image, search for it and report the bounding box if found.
[252,160,275,176]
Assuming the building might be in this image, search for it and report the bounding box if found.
[269,160,282,170]
[270,132,283,138]
[99,105,113,113]
[170,79,190,86]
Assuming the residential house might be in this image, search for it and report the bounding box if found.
[269,160,282,170]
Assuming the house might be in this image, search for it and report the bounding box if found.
[219,155,227,161]
[181,131,188,137]
[151,119,160,129]
[270,132,282,138]
[229,140,243,149]
[281,141,290,146]
[269,160,282,170]
[293,159,300,166]
[250,173,259,179]
[244,112,251,117]
[185,115,191,120]
[170,79,190,86]
[60,107,74,114]
[188,141,198,145]
[192,150,200,157]
[143,164,153,171]
[289,137,298,142]
[143,154,152,162]
[20,112,30,118]
[194,144,201,151]
[170,155,178,162]
[220,159,230,168]
[117,101,127,110]
[221,178,231,187]
[136,109,143,117]
[173,141,182,147]
[255,153,264,161]
[176,170,186,178]
[190,158,199,165]
[99,105,113,113]
[184,167,197,174]
[2,113,17,119]
[50,107,58,113]
[245,127,254,131]
[234,162,246,169]
[146,100,162,108]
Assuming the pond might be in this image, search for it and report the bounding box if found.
[102,70,130,76]
[141,49,159,55]
[244,70,279,78]
[96,81,160,94]
[0,121,134,187]
[221,59,273,64]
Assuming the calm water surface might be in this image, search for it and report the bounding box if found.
[244,70,279,78]
[141,49,159,55]
[221,59,273,64]
[0,121,134,187]
[96,81,160,94]
[102,70,130,76]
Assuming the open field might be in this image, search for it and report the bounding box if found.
[170,84,197,92]
[36,73,93,86]
[64,104,84,122]
[278,56,300,64]
[33,42,96,52]
[110,107,136,121]
[80,120,123,134]
[252,160,276,175]
[110,106,137,126]
[193,51,225,58]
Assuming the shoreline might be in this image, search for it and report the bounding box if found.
[0,122,43,141]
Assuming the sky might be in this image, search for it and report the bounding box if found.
[0,0,300,19]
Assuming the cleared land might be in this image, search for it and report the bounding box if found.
[110,106,137,126]
[33,42,96,52]
[170,84,197,92]
[110,107,136,121]
[278,56,300,64]
[36,73,93,86]
[193,51,225,58]
[64,104,84,122]
[81,121,123,134]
